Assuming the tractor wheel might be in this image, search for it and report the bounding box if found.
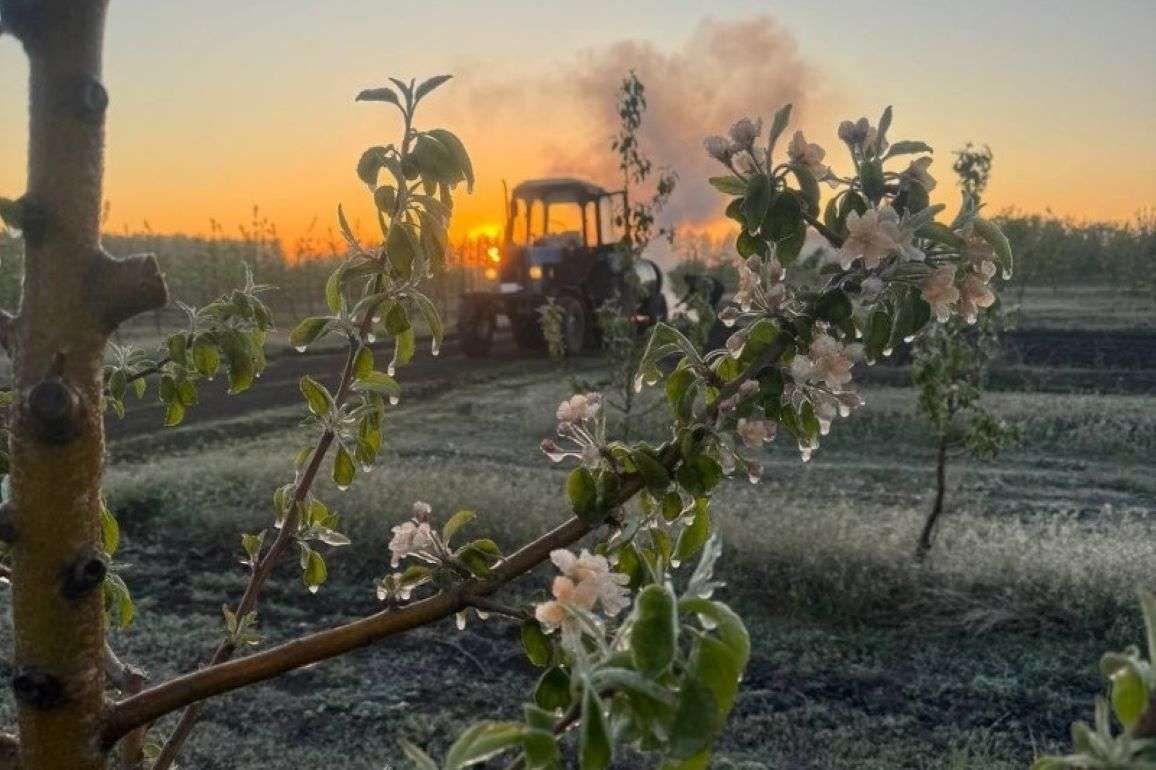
[460,301,496,358]
[511,316,545,351]
[557,295,588,354]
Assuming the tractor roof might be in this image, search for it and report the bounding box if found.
[512,178,608,204]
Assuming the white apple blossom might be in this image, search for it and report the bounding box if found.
[921,265,961,322]
[787,130,831,182]
[411,500,432,522]
[878,205,926,262]
[957,272,996,324]
[388,519,436,568]
[728,117,761,150]
[556,393,601,425]
[703,135,733,163]
[904,156,937,191]
[808,332,861,390]
[837,208,900,269]
[534,548,631,636]
[736,418,775,449]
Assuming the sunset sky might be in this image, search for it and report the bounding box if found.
[1,0,1154,251]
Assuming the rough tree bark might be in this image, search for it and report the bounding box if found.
[1,1,167,767]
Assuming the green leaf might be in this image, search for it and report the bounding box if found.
[1110,666,1149,730]
[303,549,327,592]
[789,164,820,215]
[191,338,220,378]
[163,400,185,427]
[814,288,852,324]
[103,573,135,628]
[918,221,965,250]
[412,133,462,188]
[219,330,255,394]
[674,498,710,563]
[332,445,355,489]
[290,317,330,352]
[385,220,419,279]
[415,74,453,103]
[678,598,751,671]
[166,333,188,367]
[324,264,346,314]
[864,307,892,362]
[442,509,476,543]
[521,620,552,668]
[877,105,893,151]
[444,721,526,770]
[631,584,678,677]
[708,176,747,196]
[397,738,439,770]
[176,379,198,407]
[299,376,333,417]
[742,175,773,235]
[633,448,671,494]
[567,467,599,523]
[767,103,792,157]
[356,86,401,107]
[534,667,572,711]
[392,328,416,370]
[760,191,806,265]
[859,160,886,203]
[357,146,390,188]
[408,291,445,355]
[971,216,1014,278]
[579,685,612,770]
[427,128,474,193]
[100,503,120,556]
[353,346,374,379]
[676,457,722,497]
[666,674,718,760]
[352,371,401,398]
[885,140,933,158]
[664,367,696,420]
[521,727,561,770]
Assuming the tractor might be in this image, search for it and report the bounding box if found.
[458,177,668,357]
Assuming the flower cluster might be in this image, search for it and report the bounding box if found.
[534,548,631,646]
[789,329,863,392]
[541,392,605,466]
[387,500,439,568]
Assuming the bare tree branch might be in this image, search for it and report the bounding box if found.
[91,251,169,330]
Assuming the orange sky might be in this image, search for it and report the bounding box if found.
[1,2,1153,252]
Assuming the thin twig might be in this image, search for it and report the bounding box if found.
[147,110,418,770]
[802,209,845,248]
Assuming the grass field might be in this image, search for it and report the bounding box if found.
[0,353,1149,768]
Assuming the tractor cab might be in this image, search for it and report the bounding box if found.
[460,177,667,358]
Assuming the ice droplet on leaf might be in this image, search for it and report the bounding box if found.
[455,611,467,631]
[389,395,400,406]
[387,363,396,377]
[294,345,307,353]
[308,584,320,595]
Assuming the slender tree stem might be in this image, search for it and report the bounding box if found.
[915,435,948,560]
[147,111,418,769]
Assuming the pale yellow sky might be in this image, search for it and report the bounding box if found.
[1,1,1153,248]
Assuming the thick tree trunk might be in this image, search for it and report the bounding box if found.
[3,2,166,766]
[915,437,949,561]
